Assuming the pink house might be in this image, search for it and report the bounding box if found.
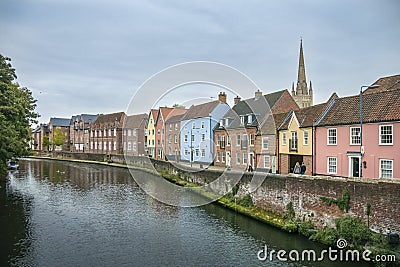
[315,76,400,179]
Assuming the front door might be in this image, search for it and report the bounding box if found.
[351,157,360,177]
[226,151,231,167]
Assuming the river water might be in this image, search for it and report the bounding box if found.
[0,159,368,266]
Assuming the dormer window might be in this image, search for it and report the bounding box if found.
[240,116,244,125]
[225,118,229,126]
[247,115,252,124]
[220,119,224,127]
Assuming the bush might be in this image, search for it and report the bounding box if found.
[236,194,254,207]
[283,221,298,233]
[284,202,296,220]
[298,221,315,238]
[310,227,338,246]
[335,215,372,248]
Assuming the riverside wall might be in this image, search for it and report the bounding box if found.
[45,152,400,233]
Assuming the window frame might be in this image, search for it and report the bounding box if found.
[327,157,337,174]
[303,130,309,146]
[350,127,361,145]
[379,125,393,145]
[327,128,337,145]
[379,159,393,178]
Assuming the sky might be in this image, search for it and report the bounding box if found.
[1,0,399,124]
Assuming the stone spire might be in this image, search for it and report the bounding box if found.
[291,39,313,108]
[296,38,308,95]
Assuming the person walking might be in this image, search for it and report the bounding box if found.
[293,162,301,174]
[300,162,306,175]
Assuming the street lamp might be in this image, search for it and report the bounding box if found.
[359,84,379,177]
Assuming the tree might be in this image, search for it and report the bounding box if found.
[0,54,38,173]
[51,128,66,147]
[42,136,50,151]
[172,103,185,109]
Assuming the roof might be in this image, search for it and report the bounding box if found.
[93,111,125,125]
[364,74,400,95]
[124,113,147,129]
[49,117,70,127]
[148,109,158,123]
[156,107,174,124]
[165,108,187,124]
[317,89,400,126]
[70,114,98,125]
[182,100,221,120]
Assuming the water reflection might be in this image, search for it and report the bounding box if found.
[1,159,371,266]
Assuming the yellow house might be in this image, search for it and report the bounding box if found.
[278,101,331,175]
[146,109,158,157]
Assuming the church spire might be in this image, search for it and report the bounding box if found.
[296,38,308,95]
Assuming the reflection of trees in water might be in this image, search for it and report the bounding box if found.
[1,176,32,266]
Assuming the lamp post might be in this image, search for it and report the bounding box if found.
[359,84,379,177]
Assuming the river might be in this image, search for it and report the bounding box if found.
[0,158,369,266]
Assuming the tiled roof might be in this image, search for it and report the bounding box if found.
[124,113,147,129]
[317,89,400,126]
[156,107,174,123]
[93,112,125,125]
[148,109,158,123]
[165,108,187,124]
[49,117,70,127]
[182,100,220,120]
[364,74,400,95]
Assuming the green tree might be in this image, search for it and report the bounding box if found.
[51,128,66,147]
[0,55,38,174]
[172,103,185,109]
[42,136,50,151]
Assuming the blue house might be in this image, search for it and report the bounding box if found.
[180,93,230,165]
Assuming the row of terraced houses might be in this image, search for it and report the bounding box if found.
[30,42,400,179]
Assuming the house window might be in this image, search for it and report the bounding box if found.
[262,137,268,149]
[217,136,220,146]
[114,128,116,137]
[201,121,205,129]
[327,157,337,174]
[250,134,255,146]
[174,134,178,144]
[94,131,97,137]
[242,134,248,149]
[328,128,337,145]
[184,148,188,156]
[128,129,132,136]
[219,119,224,127]
[303,130,309,145]
[216,152,220,162]
[201,149,205,157]
[95,142,97,149]
[227,135,231,146]
[191,135,194,142]
[243,153,247,164]
[157,140,160,145]
[221,152,225,162]
[133,142,137,151]
[99,130,102,137]
[282,132,286,145]
[109,141,112,151]
[225,118,229,126]
[90,142,93,150]
[290,131,298,151]
[247,114,252,124]
[264,156,270,169]
[133,130,136,137]
[152,129,154,135]
[123,142,126,151]
[195,149,199,157]
[113,141,116,151]
[221,136,225,148]
[169,124,172,131]
[168,135,172,144]
[379,125,393,145]
[380,159,393,178]
[162,128,164,134]
[236,153,241,164]
[192,122,195,129]
[240,116,244,125]
[104,142,107,150]
[175,123,178,130]
[157,129,160,135]
[108,129,111,136]
[90,131,93,137]
[350,127,360,145]
[103,129,106,136]
[236,135,241,146]
[201,133,205,142]
[152,140,154,145]
[184,135,188,142]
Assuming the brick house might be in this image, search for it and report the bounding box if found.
[122,113,148,156]
[89,112,126,155]
[164,109,188,161]
[30,123,50,151]
[315,82,400,179]
[215,90,298,172]
[154,107,175,160]
[49,117,70,151]
[69,114,98,152]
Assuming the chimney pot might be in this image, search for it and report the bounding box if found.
[255,90,263,99]
[218,92,227,104]
[234,96,241,105]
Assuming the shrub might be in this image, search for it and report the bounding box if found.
[298,221,315,238]
[236,194,254,207]
[335,215,372,248]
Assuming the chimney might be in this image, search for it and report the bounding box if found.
[255,89,263,99]
[234,96,241,105]
[218,92,227,104]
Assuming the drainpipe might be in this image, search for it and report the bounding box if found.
[312,126,316,176]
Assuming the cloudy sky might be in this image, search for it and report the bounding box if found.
[1,0,399,124]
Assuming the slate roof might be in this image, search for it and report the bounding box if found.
[49,117,70,127]
[364,74,400,95]
[70,114,98,125]
[182,100,220,120]
[93,112,125,125]
[124,113,147,129]
[317,89,400,126]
